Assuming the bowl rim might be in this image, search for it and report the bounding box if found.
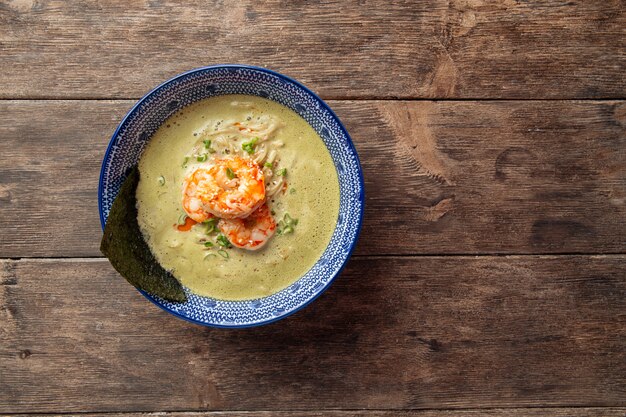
[98,64,365,328]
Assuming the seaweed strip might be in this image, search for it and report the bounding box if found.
[100,167,187,302]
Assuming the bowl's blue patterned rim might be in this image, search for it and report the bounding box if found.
[98,64,364,328]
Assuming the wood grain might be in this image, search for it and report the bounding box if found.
[1,256,624,412]
[0,0,624,99]
[346,100,626,255]
[0,100,624,257]
[6,409,626,417]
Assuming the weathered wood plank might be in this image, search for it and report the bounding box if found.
[1,256,624,412]
[0,101,123,257]
[348,100,626,255]
[6,409,626,417]
[0,1,624,99]
[0,100,624,257]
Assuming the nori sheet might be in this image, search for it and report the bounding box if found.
[100,167,187,302]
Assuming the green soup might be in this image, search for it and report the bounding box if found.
[136,95,340,300]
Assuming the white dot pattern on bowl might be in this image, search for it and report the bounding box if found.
[99,66,364,327]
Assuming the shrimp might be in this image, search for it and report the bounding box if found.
[181,179,213,223]
[182,156,265,220]
[218,203,276,250]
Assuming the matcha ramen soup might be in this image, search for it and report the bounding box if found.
[136,95,340,300]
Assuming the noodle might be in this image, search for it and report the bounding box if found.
[253,145,268,164]
[266,149,277,164]
[266,176,284,197]
[188,109,289,201]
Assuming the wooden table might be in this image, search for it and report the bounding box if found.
[1,1,625,415]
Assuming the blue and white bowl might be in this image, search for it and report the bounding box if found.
[98,65,364,327]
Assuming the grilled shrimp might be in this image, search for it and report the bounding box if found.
[182,156,265,220]
[181,179,213,223]
[218,203,276,250]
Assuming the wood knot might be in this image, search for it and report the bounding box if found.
[417,337,442,352]
[406,332,443,352]
[458,10,477,36]
[423,197,454,222]
[613,103,626,127]
[380,102,457,185]
[494,147,536,181]
[19,349,32,359]
[0,185,12,204]
[5,0,41,13]
[2,262,18,286]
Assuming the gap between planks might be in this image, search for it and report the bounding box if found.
[2,406,626,416]
[0,97,625,102]
[2,253,626,262]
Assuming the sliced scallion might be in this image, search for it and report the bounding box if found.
[217,234,232,248]
[157,176,165,186]
[276,213,298,235]
[204,139,216,153]
[217,249,229,258]
[284,213,298,226]
[204,218,217,234]
[197,153,208,162]
[242,137,259,154]
[225,167,237,180]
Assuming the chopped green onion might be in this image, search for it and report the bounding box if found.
[197,153,208,162]
[276,213,298,235]
[217,249,229,258]
[217,234,232,248]
[204,139,216,153]
[264,162,273,168]
[284,213,298,226]
[204,241,214,248]
[182,156,189,168]
[289,188,296,194]
[157,176,165,186]
[204,218,217,234]
[177,213,188,225]
[242,137,259,154]
[204,253,217,260]
[225,167,237,180]
[277,168,287,176]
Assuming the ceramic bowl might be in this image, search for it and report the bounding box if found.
[98,65,364,327]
